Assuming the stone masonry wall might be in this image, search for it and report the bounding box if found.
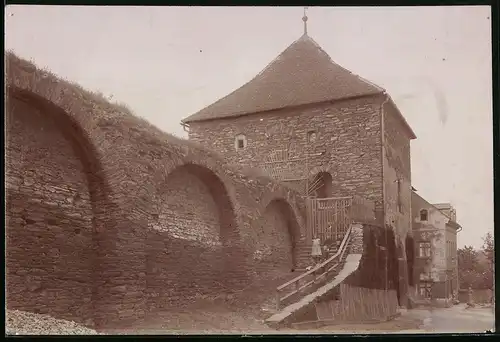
[146,166,228,311]
[382,102,414,307]
[382,102,412,239]
[6,96,95,326]
[188,96,385,215]
[5,53,308,329]
[253,199,300,275]
[344,223,400,294]
[144,166,303,311]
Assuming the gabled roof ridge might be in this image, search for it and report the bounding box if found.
[302,35,386,94]
[183,34,385,123]
[385,94,417,139]
[251,35,309,82]
[411,189,458,224]
[183,36,306,123]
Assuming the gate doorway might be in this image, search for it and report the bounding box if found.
[307,196,376,244]
[307,197,351,243]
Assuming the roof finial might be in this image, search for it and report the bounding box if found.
[302,7,309,36]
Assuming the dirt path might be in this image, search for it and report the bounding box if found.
[104,306,424,335]
[399,304,495,333]
[101,271,431,335]
[102,271,299,334]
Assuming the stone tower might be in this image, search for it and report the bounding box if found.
[182,31,416,237]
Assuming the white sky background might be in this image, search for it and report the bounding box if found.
[5,6,493,249]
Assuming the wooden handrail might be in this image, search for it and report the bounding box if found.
[315,196,353,201]
[277,225,352,291]
[275,224,353,309]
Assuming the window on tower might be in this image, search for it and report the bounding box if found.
[235,134,247,151]
[307,130,317,143]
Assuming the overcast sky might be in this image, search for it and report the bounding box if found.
[5,5,493,248]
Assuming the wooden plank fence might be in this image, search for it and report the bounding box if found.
[315,283,399,323]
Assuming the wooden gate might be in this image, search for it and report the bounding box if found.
[307,196,376,243]
[307,197,352,243]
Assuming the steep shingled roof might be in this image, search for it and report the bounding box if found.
[182,34,385,123]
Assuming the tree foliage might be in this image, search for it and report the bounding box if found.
[457,232,494,290]
[481,232,494,290]
[457,245,479,272]
[482,232,494,265]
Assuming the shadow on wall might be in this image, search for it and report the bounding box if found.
[254,199,302,274]
[405,235,415,288]
[5,90,116,327]
[345,224,402,301]
[145,162,246,312]
[311,171,333,198]
[5,87,306,327]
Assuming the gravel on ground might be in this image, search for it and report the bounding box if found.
[6,310,100,335]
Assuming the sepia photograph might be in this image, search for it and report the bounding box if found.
[4,4,495,335]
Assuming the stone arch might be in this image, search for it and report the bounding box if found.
[5,88,112,326]
[258,190,306,237]
[160,161,239,244]
[311,171,333,198]
[308,165,334,178]
[145,161,241,311]
[308,166,337,198]
[254,196,303,275]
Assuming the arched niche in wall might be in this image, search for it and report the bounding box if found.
[310,171,333,198]
[145,162,241,310]
[5,88,111,327]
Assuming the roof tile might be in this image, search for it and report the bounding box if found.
[183,34,384,123]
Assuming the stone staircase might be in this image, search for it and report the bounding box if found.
[295,237,312,270]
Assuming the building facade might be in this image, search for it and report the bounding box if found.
[182,31,417,305]
[183,33,415,232]
[411,191,461,306]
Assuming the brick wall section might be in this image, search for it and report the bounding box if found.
[188,96,385,214]
[5,53,307,329]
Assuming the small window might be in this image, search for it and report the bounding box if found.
[420,209,428,221]
[307,130,317,143]
[419,242,431,257]
[234,134,247,150]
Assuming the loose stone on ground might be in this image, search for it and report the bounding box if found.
[6,310,100,335]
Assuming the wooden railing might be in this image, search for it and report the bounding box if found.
[275,225,353,310]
